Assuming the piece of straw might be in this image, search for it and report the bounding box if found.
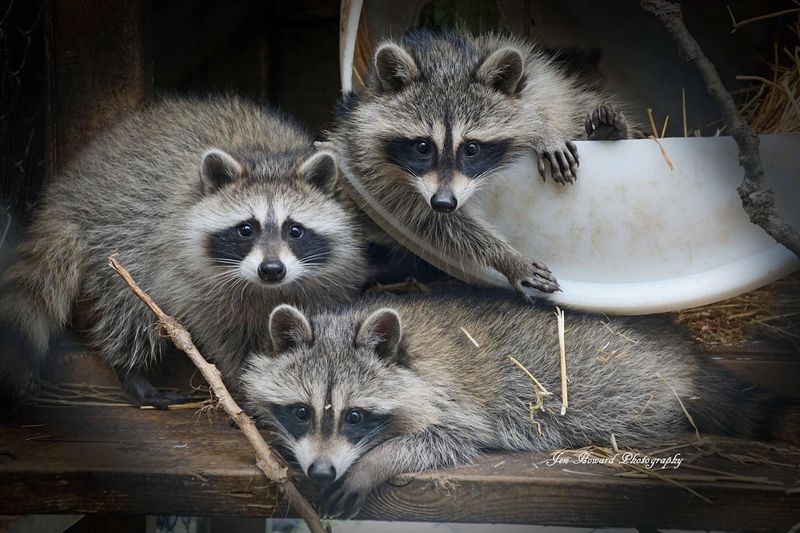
[657,372,701,442]
[460,327,480,348]
[555,307,568,415]
[646,107,659,137]
[660,115,670,138]
[610,433,620,453]
[648,136,675,170]
[508,356,552,395]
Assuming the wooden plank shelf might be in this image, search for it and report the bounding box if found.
[1,351,798,532]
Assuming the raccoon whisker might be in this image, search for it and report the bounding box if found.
[266,417,298,447]
[298,253,332,264]
[207,269,243,280]
[211,258,243,266]
[235,275,251,303]
[206,271,245,293]
[299,255,331,263]
[207,273,248,301]
[385,158,420,180]
[352,420,392,451]
[298,262,327,269]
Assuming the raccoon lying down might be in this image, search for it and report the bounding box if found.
[242,290,798,518]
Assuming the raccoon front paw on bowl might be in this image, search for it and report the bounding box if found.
[341,135,800,314]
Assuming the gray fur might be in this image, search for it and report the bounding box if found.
[329,30,632,298]
[0,95,367,409]
[242,290,790,518]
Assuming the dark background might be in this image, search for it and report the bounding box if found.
[0,0,794,222]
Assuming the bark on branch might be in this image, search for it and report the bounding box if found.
[108,255,328,533]
[641,0,800,259]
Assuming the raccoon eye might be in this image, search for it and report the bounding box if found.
[294,405,310,421]
[237,223,254,237]
[344,409,363,425]
[465,142,480,157]
[288,224,304,239]
[415,141,431,155]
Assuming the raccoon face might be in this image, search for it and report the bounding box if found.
[357,35,528,213]
[242,305,432,484]
[188,149,360,291]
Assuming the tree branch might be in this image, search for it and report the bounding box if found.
[108,255,328,533]
[641,0,800,259]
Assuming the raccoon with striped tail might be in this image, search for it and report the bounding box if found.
[0,96,367,413]
[242,290,799,518]
[329,29,633,299]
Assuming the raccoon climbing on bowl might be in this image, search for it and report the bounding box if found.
[329,29,632,299]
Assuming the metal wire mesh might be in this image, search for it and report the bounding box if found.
[0,0,47,224]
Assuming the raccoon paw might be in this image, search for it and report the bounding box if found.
[319,476,369,519]
[506,257,561,296]
[0,372,40,418]
[585,103,629,141]
[120,371,195,409]
[137,390,196,410]
[537,140,579,185]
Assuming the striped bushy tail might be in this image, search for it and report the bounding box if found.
[690,363,800,445]
[0,218,86,415]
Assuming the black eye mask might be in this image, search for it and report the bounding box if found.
[270,403,313,440]
[384,138,437,176]
[457,139,512,179]
[282,219,331,266]
[339,410,394,445]
[207,217,260,262]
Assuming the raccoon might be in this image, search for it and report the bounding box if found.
[242,290,798,518]
[328,29,632,298]
[0,95,367,412]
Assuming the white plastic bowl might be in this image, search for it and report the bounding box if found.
[338,1,800,314]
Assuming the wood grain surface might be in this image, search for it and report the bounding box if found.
[0,350,799,531]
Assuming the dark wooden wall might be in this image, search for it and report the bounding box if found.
[0,0,341,220]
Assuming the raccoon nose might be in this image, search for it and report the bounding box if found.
[258,260,286,282]
[430,192,457,213]
[307,460,337,484]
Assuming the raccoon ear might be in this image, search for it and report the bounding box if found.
[476,48,525,95]
[298,150,337,192]
[200,149,243,193]
[356,308,403,362]
[375,43,419,92]
[269,304,313,353]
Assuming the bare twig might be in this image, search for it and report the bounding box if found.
[108,255,328,533]
[642,0,800,259]
[727,5,800,33]
[682,86,688,137]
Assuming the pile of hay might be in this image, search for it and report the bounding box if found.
[735,15,800,134]
[676,274,800,350]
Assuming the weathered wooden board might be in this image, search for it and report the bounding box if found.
[0,351,798,531]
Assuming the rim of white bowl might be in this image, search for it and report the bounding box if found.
[336,2,799,314]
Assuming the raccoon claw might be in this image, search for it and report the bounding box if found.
[120,370,196,409]
[585,103,629,141]
[137,390,196,410]
[320,479,368,519]
[537,141,579,185]
[508,259,561,297]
